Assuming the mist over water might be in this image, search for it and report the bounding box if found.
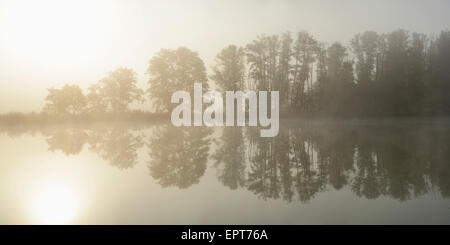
[0,119,449,224]
[1,0,450,226]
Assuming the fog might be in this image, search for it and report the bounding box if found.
[0,0,449,112]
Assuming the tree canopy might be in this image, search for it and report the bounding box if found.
[147,47,208,112]
[44,84,86,115]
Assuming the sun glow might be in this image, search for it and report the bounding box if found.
[0,0,117,70]
[31,182,80,224]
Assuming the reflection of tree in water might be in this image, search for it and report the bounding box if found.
[428,129,450,197]
[352,142,386,199]
[313,126,355,190]
[244,127,325,202]
[212,127,246,190]
[43,125,143,169]
[246,127,299,201]
[44,128,88,156]
[310,124,449,201]
[147,125,212,189]
[212,123,450,203]
[348,127,432,200]
[87,126,144,169]
[290,127,327,202]
[5,121,450,202]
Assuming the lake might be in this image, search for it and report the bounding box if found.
[0,119,449,224]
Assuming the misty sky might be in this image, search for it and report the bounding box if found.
[0,0,449,112]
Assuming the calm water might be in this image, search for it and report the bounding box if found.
[0,119,449,224]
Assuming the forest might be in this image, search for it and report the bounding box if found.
[2,29,450,124]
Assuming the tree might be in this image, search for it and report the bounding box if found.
[86,83,107,113]
[315,43,328,113]
[147,47,208,112]
[323,42,355,115]
[407,32,428,115]
[292,31,317,111]
[436,31,450,115]
[351,31,379,84]
[246,35,268,91]
[326,42,347,82]
[246,34,282,92]
[266,35,280,92]
[382,30,410,115]
[351,31,379,115]
[211,45,246,91]
[277,32,293,107]
[97,68,144,113]
[211,47,246,175]
[44,84,86,115]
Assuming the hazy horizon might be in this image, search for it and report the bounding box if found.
[1,0,449,113]
[2,0,450,227]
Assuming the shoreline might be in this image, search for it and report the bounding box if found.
[1,111,450,126]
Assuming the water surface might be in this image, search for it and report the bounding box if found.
[0,119,449,224]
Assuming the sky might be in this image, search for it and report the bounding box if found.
[0,0,449,113]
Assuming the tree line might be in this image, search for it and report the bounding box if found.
[44,68,144,115]
[44,29,450,117]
